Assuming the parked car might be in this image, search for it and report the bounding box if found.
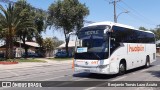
[0,53,4,58]
[55,51,72,58]
[22,52,39,58]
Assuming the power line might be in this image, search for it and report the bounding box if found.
[106,0,129,23]
[121,0,157,25]
[116,4,156,26]
[106,0,157,27]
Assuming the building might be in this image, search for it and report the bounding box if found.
[156,40,160,54]
[0,41,40,58]
[57,41,75,54]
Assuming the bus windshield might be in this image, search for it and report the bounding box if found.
[75,25,109,60]
[80,35,108,52]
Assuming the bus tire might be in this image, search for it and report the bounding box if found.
[145,56,150,68]
[118,61,126,75]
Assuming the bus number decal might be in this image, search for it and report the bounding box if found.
[91,61,98,64]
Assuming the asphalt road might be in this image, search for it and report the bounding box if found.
[0,57,160,90]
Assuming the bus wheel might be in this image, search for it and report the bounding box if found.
[118,62,126,75]
[145,56,150,68]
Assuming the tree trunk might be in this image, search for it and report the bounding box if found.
[5,35,9,59]
[10,35,14,59]
[65,38,69,57]
[22,38,28,58]
[64,29,69,57]
[24,45,28,58]
[5,28,14,59]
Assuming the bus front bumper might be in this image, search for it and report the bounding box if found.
[74,65,117,74]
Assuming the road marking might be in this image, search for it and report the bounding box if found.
[140,69,148,72]
[85,75,128,90]
[13,67,72,74]
[85,87,97,90]
[112,76,127,81]
[156,65,160,67]
[5,70,19,76]
[8,69,73,81]
[52,78,89,87]
[84,82,108,90]
[74,78,88,81]
[132,73,136,74]
[136,87,153,90]
[40,75,69,81]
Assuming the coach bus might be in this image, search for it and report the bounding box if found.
[73,21,156,75]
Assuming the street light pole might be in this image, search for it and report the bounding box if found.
[116,10,129,22]
[110,0,128,23]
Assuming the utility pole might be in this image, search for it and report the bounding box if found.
[110,0,121,23]
[113,0,117,23]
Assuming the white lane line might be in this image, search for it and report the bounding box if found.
[140,69,149,72]
[85,87,97,90]
[112,76,127,81]
[155,65,160,67]
[136,87,153,90]
[85,64,160,90]
[84,82,108,90]
[74,78,88,81]
[52,78,89,87]
[85,76,127,90]
[41,73,89,81]
[7,67,71,74]
[40,75,69,81]
[7,69,72,81]
[132,73,136,74]
[5,70,19,76]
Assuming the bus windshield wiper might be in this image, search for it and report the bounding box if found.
[93,52,101,60]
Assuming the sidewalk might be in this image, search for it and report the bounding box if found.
[156,53,160,57]
[0,58,72,70]
[36,58,73,64]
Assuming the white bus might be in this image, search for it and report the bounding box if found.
[73,21,156,75]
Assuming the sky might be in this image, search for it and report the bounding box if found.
[0,0,160,41]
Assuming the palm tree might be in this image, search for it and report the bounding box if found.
[0,3,22,59]
[15,0,44,58]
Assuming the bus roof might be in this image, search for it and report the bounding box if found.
[86,21,154,34]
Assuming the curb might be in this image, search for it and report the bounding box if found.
[0,61,18,65]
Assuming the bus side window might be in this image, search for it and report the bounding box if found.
[110,39,120,54]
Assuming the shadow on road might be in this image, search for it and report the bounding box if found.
[126,65,154,74]
[73,65,155,80]
[147,71,160,78]
[73,72,117,80]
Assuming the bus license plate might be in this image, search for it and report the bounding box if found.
[84,69,90,72]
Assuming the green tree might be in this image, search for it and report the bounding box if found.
[152,25,160,40]
[34,9,46,47]
[139,27,148,31]
[47,0,89,57]
[53,36,64,47]
[14,0,37,58]
[0,3,23,59]
[43,38,55,57]
[15,0,46,58]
